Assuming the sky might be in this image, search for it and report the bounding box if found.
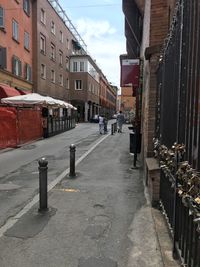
[59,0,126,89]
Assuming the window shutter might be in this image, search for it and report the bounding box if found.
[23,0,30,15]
[0,7,4,27]
[28,65,32,81]
[19,60,22,76]
[24,63,27,79]
[12,56,16,74]
[0,47,7,69]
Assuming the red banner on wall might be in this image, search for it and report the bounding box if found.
[120,59,140,87]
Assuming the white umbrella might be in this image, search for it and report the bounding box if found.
[1,93,57,106]
[53,99,71,108]
[1,93,77,109]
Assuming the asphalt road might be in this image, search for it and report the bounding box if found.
[0,122,164,267]
[0,122,111,228]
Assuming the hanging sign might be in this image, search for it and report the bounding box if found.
[120,59,140,87]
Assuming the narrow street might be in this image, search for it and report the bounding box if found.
[0,123,164,267]
[0,122,111,228]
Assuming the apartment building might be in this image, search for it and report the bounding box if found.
[0,0,33,93]
[32,0,84,101]
[107,85,118,116]
[0,0,116,120]
[99,74,117,117]
[69,54,100,122]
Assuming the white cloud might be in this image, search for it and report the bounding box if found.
[75,18,126,88]
[76,18,116,41]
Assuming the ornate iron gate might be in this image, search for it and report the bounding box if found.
[156,0,200,266]
[157,0,200,170]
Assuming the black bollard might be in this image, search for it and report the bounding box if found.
[133,152,137,168]
[69,144,76,177]
[38,157,48,212]
[114,122,117,133]
[111,124,113,135]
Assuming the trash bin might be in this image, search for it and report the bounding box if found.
[130,131,141,154]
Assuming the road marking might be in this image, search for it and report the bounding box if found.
[0,134,109,238]
[54,188,80,192]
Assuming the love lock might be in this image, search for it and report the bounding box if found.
[193,217,200,233]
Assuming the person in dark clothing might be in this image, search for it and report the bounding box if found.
[116,111,125,133]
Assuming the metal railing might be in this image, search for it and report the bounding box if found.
[154,141,200,266]
[47,116,76,137]
[156,0,200,171]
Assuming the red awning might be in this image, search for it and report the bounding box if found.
[15,88,29,95]
[0,83,22,99]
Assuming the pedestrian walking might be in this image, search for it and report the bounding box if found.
[116,110,125,133]
[98,115,104,134]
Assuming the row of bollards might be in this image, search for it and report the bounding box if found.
[38,144,76,213]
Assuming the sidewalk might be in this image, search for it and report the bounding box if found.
[0,125,180,267]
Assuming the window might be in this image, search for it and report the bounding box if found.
[66,57,69,70]
[0,6,4,28]
[60,31,63,43]
[41,64,46,78]
[40,8,46,24]
[50,43,55,60]
[66,78,69,89]
[24,63,31,81]
[0,47,7,69]
[59,74,63,86]
[51,21,55,34]
[66,38,69,49]
[24,31,30,50]
[23,0,30,15]
[12,20,19,41]
[51,69,55,83]
[40,34,46,54]
[59,50,63,66]
[12,56,22,76]
[75,80,82,90]
[88,83,92,92]
[80,61,84,72]
[73,62,77,72]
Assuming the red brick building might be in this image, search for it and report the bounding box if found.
[32,0,117,121]
[99,74,117,118]
[32,0,77,101]
[122,0,176,160]
[120,86,135,112]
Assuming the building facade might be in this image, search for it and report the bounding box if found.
[120,86,135,121]
[0,0,33,93]
[32,0,78,101]
[107,85,118,116]
[0,0,117,123]
[120,86,135,112]
[122,0,176,160]
[69,54,100,122]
